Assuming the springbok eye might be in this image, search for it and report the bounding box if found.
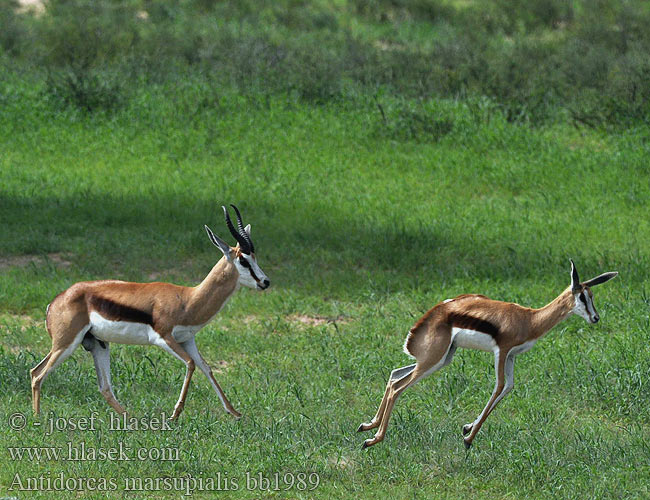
[239,258,251,269]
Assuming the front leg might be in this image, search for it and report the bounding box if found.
[154,333,195,420]
[180,338,242,418]
[463,351,515,448]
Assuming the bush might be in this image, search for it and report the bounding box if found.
[2,0,650,126]
[0,0,32,57]
[34,0,139,68]
[373,97,455,142]
[44,66,124,112]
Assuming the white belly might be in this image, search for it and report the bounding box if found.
[452,327,497,352]
[89,312,204,345]
[89,312,159,345]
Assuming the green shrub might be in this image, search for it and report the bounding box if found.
[373,97,455,142]
[2,0,650,126]
[44,66,124,112]
[0,0,31,57]
[34,0,139,68]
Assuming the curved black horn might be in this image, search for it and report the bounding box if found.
[230,204,254,253]
[222,205,250,253]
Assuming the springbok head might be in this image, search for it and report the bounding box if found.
[569,259,617,323]
[204,204,270,290]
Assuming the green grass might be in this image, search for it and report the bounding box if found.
[0,81,649,499]
[4,0,650,126]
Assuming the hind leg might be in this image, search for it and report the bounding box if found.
[31,352,52,415]
[31,327,88,415]
[361,366,424,448]
[362,330,454,449]
[357,364,416,432]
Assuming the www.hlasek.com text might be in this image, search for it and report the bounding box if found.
[8,441,180,462]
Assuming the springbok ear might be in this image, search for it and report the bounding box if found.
[570,259,581,292]
[583,271,618,288]
[204,225,233,262]
[244,224,251,238]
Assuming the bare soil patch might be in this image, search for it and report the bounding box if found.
[288,314,349,327]
[212,360,231,374]
[0,253,72,271]
[0,313,41,328]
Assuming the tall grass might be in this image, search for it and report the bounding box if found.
[2,0,650,125]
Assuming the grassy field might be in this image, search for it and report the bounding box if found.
[0,76,648,499]
[1,2,650,496]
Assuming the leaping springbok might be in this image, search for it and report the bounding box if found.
[31,205,270,420]
[358,260,617,449]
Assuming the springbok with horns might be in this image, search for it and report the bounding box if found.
[358,260,618,449]
[31,205,269,420]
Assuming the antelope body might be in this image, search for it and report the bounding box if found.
[358,261,618,449]
[31,205,269,420]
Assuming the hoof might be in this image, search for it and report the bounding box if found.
[462,424,472,437]
[464,438,472,450]
[170,404,184,421]
[362,436,382,449]
[357,423,369,432]
[229,409,242,420]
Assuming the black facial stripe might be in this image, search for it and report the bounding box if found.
[239,257,260,282]
[579,293,588,306]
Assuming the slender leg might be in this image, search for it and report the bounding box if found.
[362,336,455,449]
[357,364,416,432]
[463,351,514,448]
[484,353,515,419]
[30,352,51,414]
[362,367,424,448]
[88,341,126,414]
[31,329,87,415]
[154,335,195,420]
[180,338,241,419]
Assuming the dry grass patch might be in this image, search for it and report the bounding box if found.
[0,253,72,270]
[0,313,42,331]
[287,314,350,328]
[211,359,232,374]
